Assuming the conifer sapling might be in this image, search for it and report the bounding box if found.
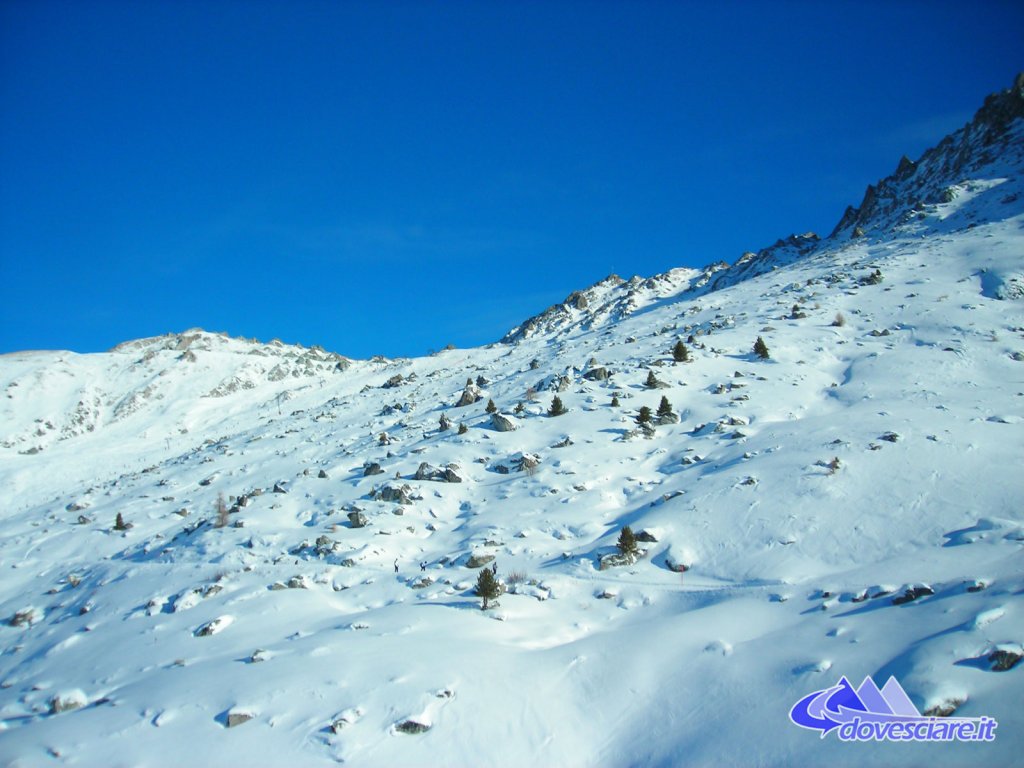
[672,339,690,363]
[475,567,500,609]
[754,336,770,360]
[617,525,638,557]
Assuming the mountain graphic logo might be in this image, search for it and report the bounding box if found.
[789,676,997,743]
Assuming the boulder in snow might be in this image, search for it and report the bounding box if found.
[599,552,637,570]
[491,412,518,432]
[194,615,233,637]
[226,709,255,728]
[892,584,934,605]
[988,644,1023,672]
[466,553,495,569]
[395,719,431,734]
[455,383,483,407]
[374,484,414,505]
[49,690,87,714]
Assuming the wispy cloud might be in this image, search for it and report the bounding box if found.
[875,109,975,157]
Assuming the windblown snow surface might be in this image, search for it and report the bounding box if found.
[1,84,1023,767]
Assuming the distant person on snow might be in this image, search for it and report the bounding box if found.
[394,559,398,574]
[491,562,498,575]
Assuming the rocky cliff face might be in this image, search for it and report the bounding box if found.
[830,73,1024,239]
[500,263,740,344]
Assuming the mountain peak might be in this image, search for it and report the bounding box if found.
[830,72,1024,239]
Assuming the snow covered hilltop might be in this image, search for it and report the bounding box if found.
[1,76,1022,767]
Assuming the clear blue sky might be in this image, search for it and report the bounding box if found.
[1,1,1021,358]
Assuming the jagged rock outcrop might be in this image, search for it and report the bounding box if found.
[491,452,541,474]
[454,383,484,407]
[831,72,1024,239]
[415,462,464,483]
[373,484,414,505]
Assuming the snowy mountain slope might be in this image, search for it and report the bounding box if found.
[1,330,351,458]
[1,80,1023,767]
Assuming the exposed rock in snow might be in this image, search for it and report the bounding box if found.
[466,553,496,569]
[490,413,518,432]
[194,615,233,637]
[49,690,87,714]
[988,644,1023,672]
[225,708,255,728]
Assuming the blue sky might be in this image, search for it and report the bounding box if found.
[1,1,1022,358]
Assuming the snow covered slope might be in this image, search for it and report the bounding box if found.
[1,78,1022,767]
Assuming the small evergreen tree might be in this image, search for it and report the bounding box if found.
[549,396,568,417]
[636,405,653,424]
[657,395,673,418]
[485,399,497,414]
[672,339,690,363]
[514,401,525,415]
[475,567,500,609]
[645,370,659,388]
[114,512,127,531]
[438,413,451,432]
[457,422,468,435]
[610,394,620,407]
[753,336,770,360]
[616,525,638,556]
